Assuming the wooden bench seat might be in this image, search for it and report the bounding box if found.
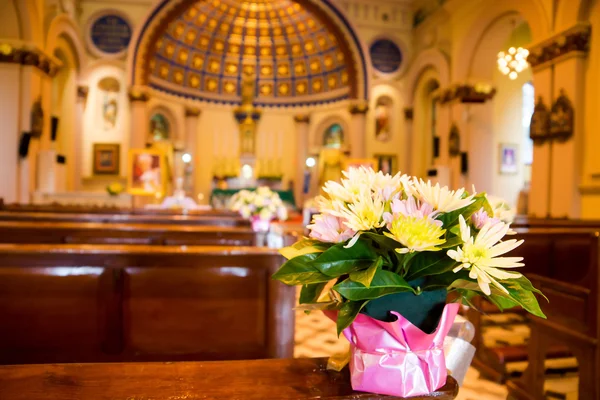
[0,244,294,365]
[0,221,258,246]
[0,211,250,227]
[0,358,459,400]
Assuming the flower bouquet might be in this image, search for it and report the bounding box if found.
[272,167,545,397]
[229,186,288,233]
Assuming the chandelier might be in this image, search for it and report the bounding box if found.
[497,46,529,80]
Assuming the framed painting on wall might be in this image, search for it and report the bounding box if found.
[93,143,120,175]
[374,154,398,175]
[499,143,518,175]
[128,149,167,196]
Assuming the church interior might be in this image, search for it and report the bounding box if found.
[0,0,598,399]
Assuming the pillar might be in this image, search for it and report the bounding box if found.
[403,107,414,174]
[184,107,201,197]
[294,114,310,208]
[348,101,369,158]
[74,85,88,191]
[128,87,150,149]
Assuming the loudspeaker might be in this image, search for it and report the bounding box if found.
[433,136,440,158]
[460,152,468,174]
[18,132,31,158]
[50,116,59,142]
[56,154,66,164]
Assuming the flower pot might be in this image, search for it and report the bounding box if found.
[362,279,447,334]
[343,302,459,397]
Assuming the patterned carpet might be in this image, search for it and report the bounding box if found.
[293,300,579,399]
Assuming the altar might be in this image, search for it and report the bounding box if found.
[210,188,296,209]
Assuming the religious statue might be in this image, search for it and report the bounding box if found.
[98,77,120,131]
[374,96,392,142]
[318,147,346,191]
[234,72,261,156]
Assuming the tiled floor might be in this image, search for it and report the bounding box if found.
[293,304,579,399]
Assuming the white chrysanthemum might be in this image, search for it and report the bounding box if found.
[412,179,475,213]
[323,167,376,203]
[372,171,411,202]
[331,190,386,233]
[447,215,524,295]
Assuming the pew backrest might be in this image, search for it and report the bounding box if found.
[0,245,294,364]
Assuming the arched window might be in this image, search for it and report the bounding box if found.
[323,123,344,148]
[149,113,171,142]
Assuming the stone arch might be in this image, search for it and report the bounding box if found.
[46,14,87,72]
[405,48,450,105]
[147,105,179,144]
[454,0,550,81]
[13,0,43,44]
[556,0,592,30]
[311,115,351,150]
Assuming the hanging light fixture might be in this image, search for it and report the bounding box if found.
[497,47,529,80]
[497,20,530,80]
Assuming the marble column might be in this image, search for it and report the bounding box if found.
[74,86,88,191]
[348,101,369,158]
[294,114,310,208]
[184,107,201,197]
[128,87,150,149]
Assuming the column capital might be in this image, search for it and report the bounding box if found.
[438,83,496,105]
[528,23,591,70]
[349,101,369,115]
[185,107,201,117]
[293,114,310,124]
[128,86,150,102]
[0,42,62,77]
[77,85,89,101]
[403,107,414,121]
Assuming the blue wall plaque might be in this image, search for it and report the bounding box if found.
[369,39,403,74]
[90,14,132,55]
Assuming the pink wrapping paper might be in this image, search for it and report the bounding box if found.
[342,303,459,397]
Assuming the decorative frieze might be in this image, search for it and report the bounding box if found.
[185,107,201,118]
[527,23,591,69]
[438,83,496,105]
[0,42,61,77]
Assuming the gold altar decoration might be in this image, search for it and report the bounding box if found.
[234,73,262,156]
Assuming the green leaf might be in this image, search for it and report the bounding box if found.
[333,269,415,301]
[439,235,463,249]
[313,239,379,277]
[423,269,470,291]
[296,301,339,312]
[437,193,490,229]
[487,294,520,311]
[405,252,458,281]
[299,282,329,304]
[361,232,402,251]
[279,239,331,260]
[349,257,382,288]
[512,275,548,301]
[336,300,369,335]
[272,253,332,285]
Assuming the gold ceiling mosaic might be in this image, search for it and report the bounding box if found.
[148,0,351,105]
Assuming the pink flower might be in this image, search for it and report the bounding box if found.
[471,208,501,230]
[383,196,442,227]
[308,213,356,243]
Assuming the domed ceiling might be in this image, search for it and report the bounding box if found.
[143,0,358,106]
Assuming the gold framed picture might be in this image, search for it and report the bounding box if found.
[374,154,398,175]
[128,149,167,196]
[93,143,120,175]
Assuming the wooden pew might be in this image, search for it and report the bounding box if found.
[0,244,294,364]
[0,200,240,217]
[505,229,600,399]
[0,221,258,246]
[0,210,250,227]
[469,227,599,385]
[0,358,459,400]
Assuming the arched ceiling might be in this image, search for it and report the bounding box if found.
[136,0,364,106]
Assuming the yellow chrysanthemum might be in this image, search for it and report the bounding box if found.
[384,215,446,254]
